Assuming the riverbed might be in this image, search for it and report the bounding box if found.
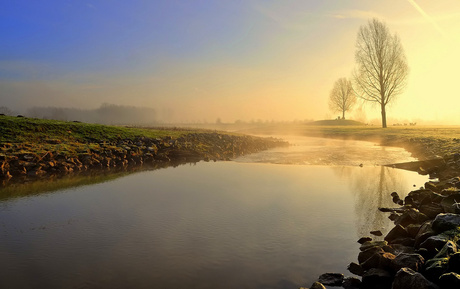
[0,137,429,289]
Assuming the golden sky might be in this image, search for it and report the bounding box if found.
[1,0,460,124]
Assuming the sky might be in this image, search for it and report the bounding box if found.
[1,0,460,124]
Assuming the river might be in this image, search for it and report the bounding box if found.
[0,136,429,289]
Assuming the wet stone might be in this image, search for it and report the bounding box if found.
[347,262,364,276]
[317,273,344,286]
[392,267,439,289]
[357,237,372,244]
[432,213,460,233]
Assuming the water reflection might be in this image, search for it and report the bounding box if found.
[0,161,200,201]
[0,137,429,289]
[332,166,424,239]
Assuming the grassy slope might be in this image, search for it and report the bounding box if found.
[0,116,189,143]
[0,116,201,157]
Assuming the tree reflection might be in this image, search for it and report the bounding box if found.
[332,166,413,239]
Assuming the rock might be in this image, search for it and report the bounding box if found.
[432,213,460,233]
[309,282,326,289]
[347,262,364,276]
[404,189,437,208]
[342,277,361,289]
[360,240,388,251]
[390,237,415,247]
[440,193,460,213]
[425,181,439,192]
[360,251,395,271]
[392,253,425,272]
[424,257,449,281]
[371,230,383,236]
[361,268,392,289]
[406,224,422,238]
[358,247,385,264]
[434,240,457,259]
[391,192,403,205]
[419,234,450,253]
[388,212,399,221]
[358,237,373,244]
[448,252,460,273]
[414,221,435,248]
[392,267,439,289]
[419,203,444,219]
[394,208,429,227]
[439,272,460,289]
[317,273,343,286]
[385,225,409,243]
[391,244,416,255]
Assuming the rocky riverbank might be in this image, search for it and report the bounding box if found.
[300,160,460,288]
[0,117,288,184]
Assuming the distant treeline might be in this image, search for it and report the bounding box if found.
[27,103,157,125]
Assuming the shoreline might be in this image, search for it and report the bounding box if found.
[1,131,288,184]
[3,118,460,288]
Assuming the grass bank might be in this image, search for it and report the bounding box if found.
[0,116,287,182]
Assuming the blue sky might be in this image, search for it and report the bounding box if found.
[2,1,460,123]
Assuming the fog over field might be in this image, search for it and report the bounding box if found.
[1,1,460,125]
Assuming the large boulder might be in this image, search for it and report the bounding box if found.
[392,253,425,272]
[432,213,460,233]
[419,234,450,253]
[391,267,439,289]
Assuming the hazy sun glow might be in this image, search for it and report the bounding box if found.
[1,0,460,124]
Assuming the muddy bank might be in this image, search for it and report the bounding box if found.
[0,132,288,183]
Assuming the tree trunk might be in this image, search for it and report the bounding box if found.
[381,104,387,128]
[342,110,345,120]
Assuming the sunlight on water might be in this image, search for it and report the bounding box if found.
[235,136,417,166]
[0,137,428,289]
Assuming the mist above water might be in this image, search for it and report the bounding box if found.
[235,136,417,166]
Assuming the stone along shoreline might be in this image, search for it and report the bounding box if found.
[0,116,288,183]
[300,156,460,287]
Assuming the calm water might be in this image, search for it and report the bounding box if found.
[0,137,428,289]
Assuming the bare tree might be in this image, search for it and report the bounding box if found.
[329,77,356,120]
[353,18,409,128]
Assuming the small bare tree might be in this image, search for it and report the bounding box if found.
[329,77,356,120]
[353,18,409,128]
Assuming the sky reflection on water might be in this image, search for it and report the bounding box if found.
[0,137,428,289]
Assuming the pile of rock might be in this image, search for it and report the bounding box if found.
[0,133,288,181]
[301,177,460,289]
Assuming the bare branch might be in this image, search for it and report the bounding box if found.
[353,18,409,128]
